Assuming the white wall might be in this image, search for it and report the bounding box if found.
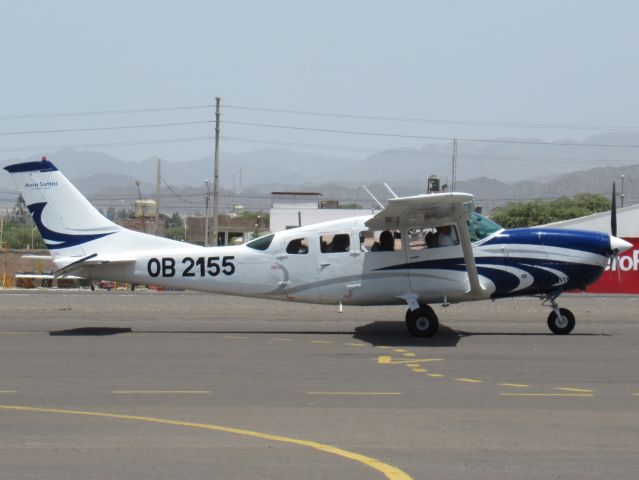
[270,207,377,233]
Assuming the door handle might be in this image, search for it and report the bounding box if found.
[319,262,330,268]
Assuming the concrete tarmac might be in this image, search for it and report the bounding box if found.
[0,289,638,479]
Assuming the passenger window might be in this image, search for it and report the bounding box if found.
[320,233,350,253]
[359,230,402,252]
[286,237,309,254]
[408,225,458,250]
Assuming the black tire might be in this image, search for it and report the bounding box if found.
[547,308,575,335]
[405,306,439,337]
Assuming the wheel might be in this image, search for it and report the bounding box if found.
[405,305,439,337]
[547,308,575,335]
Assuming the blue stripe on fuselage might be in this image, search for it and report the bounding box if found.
[484,228,610,256]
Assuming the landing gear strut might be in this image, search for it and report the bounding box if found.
[405,304,439,337]
[543,291,575,335]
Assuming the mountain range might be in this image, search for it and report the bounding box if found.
[1,130,638,214]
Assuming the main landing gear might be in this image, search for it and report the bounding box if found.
[405,304,440,337]
[543,291,575,335]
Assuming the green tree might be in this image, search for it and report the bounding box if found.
[491,194,610,228]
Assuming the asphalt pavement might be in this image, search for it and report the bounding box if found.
[0,289,637,479]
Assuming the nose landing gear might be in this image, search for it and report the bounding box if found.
[543,290,575,335]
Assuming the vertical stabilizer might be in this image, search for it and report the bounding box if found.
[4,158,121,258]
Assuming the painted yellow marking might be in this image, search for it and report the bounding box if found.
[427,374,445,378]
[345,343,365,347]
[403,353,416,357]
[224,336,248,339]
[394,349,409,353]
[307,392,402,396]
[633,393,639,396]
[498,383,530,388]
[377,356,443,365]
[455,378,484,384]
[412,368,427,373]
[0,332,33,335]
[405,364,420,368]
[111,390,210,395]
[555,388,595,393]
[311,340,333,344]
[273,338,293,341]
[376,346,392,349]
[0,405,412,480]
[500,393,594,397]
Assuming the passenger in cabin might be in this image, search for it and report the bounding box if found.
[379,230,394,251]
[286,239,302,254]
[436,225,457,247]
[329,234,350,252]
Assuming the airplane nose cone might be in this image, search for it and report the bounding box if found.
[610,235,633,254]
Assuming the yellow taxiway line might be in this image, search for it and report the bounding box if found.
[307,391,403,396]
[500,393,594,397]
[111,390,211,395]
[0,405,412,480]
[377,356,444,365]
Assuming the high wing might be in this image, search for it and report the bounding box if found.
[366,192,486,299]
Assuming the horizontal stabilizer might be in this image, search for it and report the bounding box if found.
[21,255,53,261]
[54,253,136,278]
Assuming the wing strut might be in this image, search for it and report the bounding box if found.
[457,219,485,298]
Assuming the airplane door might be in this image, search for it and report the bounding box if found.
[277,234,320,302]
[318,230,362,303]
[406,225,467,297]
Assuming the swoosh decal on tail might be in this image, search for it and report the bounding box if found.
[28,202,117,250]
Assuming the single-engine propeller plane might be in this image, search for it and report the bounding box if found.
[4,158,632,337]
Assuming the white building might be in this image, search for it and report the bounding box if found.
[269,192,378,233]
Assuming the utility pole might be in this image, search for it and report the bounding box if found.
[155,158,161,235]
[212,96,221,246]
[135,180,146,233]
[451,138,458,192]
[204,180,211,246]
[621,174,625,208]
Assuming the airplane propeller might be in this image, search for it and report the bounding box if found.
[611,181,617,237]
[610,181,621,282]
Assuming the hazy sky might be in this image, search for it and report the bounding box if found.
[2,0,639,163]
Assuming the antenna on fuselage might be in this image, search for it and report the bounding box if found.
[383,182,399,199]
[362,186,385,210]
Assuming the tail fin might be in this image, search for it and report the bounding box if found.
[4,158,188,259]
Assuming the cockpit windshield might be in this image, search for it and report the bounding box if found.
[246,233,275,251]
[467,212,502,242]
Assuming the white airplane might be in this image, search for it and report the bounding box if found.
[4,158,632,337]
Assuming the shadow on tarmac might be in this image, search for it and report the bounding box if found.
[352,321,609,347]
[50,327,132,336]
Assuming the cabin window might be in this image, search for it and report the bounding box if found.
[246,233,275,251]
[320,233,350,253]
[286,237,309,254]
[359,230,402,252]
[408,225,459,250]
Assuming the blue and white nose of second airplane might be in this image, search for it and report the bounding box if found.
[610,235,633,254]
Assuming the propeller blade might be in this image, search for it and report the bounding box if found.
[611,181,617,237]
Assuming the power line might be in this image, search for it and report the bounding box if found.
[1,133,638,167]
[0,104,214,120]
[221,120,639,149]
[0,120,213,136]
[223,104,639,132]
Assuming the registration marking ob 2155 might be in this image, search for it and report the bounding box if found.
[147,256,236,278]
